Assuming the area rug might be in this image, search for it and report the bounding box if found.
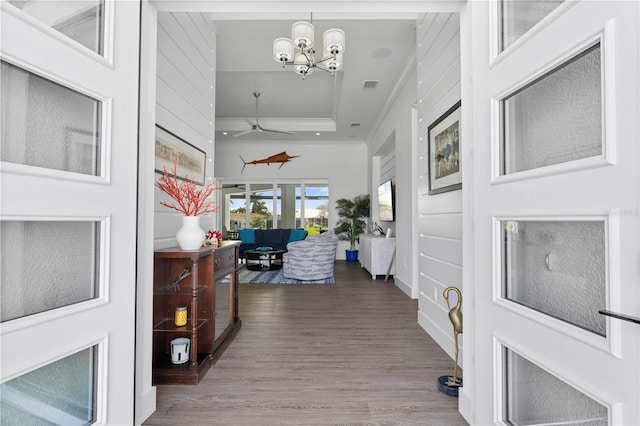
[238,264,334,284]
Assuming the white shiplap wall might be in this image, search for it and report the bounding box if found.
[155,12,216,248]
[380,148,396,184]
[415,13,463,365]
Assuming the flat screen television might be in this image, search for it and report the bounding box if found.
[377,179,395,222]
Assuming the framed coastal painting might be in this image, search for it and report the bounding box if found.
[428,101,462,195]
[155,125,206,185]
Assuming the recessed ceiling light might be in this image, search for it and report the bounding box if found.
[222,132,228,135]
[316,132,321,136]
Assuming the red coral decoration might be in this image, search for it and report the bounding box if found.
[156,156,220,216]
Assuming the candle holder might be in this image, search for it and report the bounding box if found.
[174,305,187,327]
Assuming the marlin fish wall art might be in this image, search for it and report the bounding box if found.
[240,151,300,173]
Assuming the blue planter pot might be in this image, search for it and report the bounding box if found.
[345,249,359,262]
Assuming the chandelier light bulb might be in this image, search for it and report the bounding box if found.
[294,53,314,77]
[323,28,345,56]
[325,53,343,71]
[273,38,294,63]
[291,21,314,49]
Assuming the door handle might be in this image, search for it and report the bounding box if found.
[598,310,640,325]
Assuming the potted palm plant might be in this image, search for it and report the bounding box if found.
[334,194,370,262]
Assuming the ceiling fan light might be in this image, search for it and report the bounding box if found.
[323,28,345,55]
[291,21,314,49]
[273,38,294,62]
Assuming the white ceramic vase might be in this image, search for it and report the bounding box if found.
[176,215,205,251]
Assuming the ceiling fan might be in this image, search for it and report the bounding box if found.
[233,92,294,137]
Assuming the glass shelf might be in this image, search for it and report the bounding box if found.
[153,319,207,332]
[153,285,208,296]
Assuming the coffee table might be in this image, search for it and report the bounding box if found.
[245,248,285,271]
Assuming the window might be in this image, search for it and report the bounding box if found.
[222,182,329,232]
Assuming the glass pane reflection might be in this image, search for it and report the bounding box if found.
[9,0,105,55]
[500,0,564,51]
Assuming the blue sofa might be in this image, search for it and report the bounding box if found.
[238,228,308,259]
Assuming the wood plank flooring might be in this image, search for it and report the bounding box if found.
[144,260,468,425]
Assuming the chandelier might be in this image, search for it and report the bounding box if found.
[273,16,345,79]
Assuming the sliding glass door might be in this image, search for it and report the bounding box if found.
[220,181,329,234]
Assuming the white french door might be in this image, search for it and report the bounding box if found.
[468,1,639,424]
[1,1,140,424]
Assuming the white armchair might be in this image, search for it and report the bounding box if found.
[283,235,338,281]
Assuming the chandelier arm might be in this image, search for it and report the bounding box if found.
[315,65,335,74]
[302,50,314,64]
[314,55,337,65]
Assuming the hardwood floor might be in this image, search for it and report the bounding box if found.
[144,260,468,425]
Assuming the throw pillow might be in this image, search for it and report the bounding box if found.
[288,228,308,242]
[238,229,256,244]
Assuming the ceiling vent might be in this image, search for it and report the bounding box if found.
[350,123,361,128]
[363,80,378,89]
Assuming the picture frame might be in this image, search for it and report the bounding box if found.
[428,101,462,195]
[155,125,206,185]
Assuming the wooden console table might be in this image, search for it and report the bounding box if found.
[152,241,241,385]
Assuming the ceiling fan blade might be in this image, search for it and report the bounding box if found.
[233,129,254,137]
[261,128,294,135]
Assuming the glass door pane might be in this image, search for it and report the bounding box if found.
[223,184,245,237]
[303,185,329,234]
[249,184,273,229]
[0,346,98,425]
[1,221,100,322]
[503,346,608,425]
[214,274,231,340]
[9,0,106,55]
[500,0,564,52]
[500,44,602,175]
[1,61,102,176]
[501,220,606,336]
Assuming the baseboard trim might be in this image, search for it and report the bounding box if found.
[417,309,463,367]
[458,386,473,425]
[135,387,156,426]
[394,276,413,298]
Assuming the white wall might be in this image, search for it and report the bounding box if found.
[215,139,368,234]
[367,62,418,298]
[414,13,463,365]
[136,9,216,424]
[154,11,217,248]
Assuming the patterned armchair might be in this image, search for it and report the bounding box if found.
[283,234,339,281]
